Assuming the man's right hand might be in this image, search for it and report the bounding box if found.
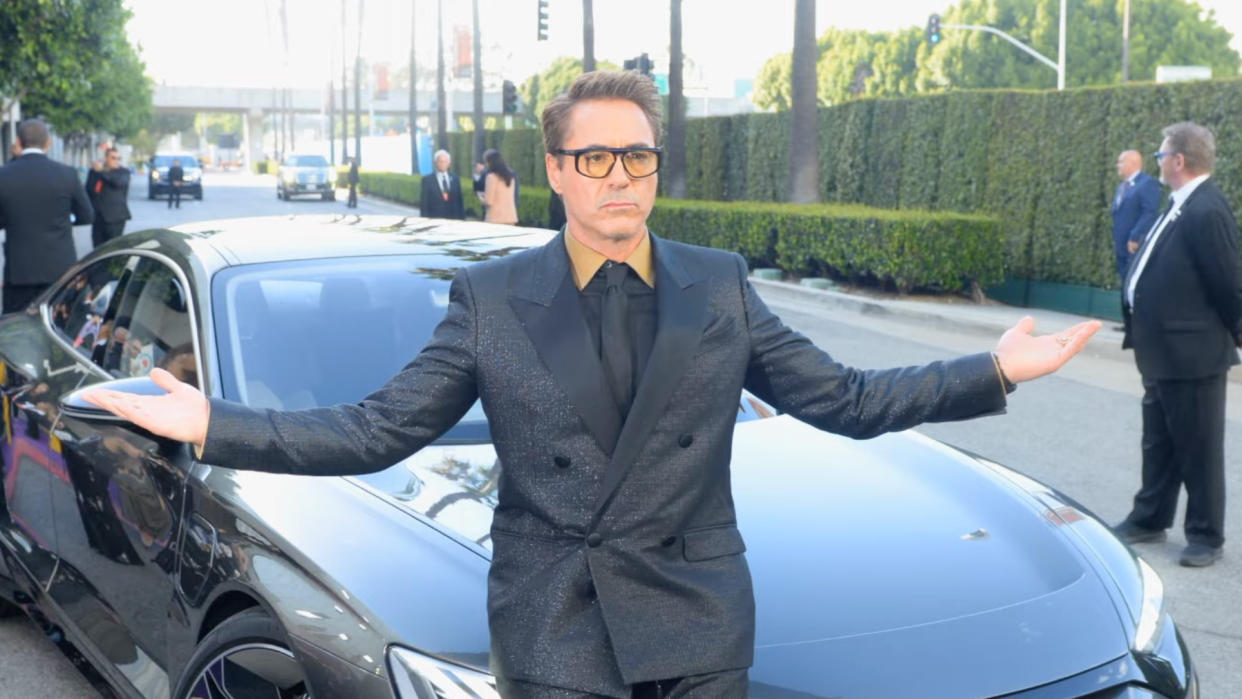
[81,368,210,448]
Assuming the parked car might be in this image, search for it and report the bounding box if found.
[147,153,203,200]
[0,216,1197,698]
[277,154,336,201]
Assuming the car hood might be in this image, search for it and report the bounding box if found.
[732,417,1129,698]
[349,416,1130,697]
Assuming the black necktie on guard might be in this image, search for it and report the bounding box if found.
[601,261,633,418]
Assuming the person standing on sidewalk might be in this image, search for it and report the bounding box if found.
[419,150,465,219]
[1110,150,1160,283]
[88,147,131,247]
[347,157,360,208]
[1116,122,1242,568]
[0,118,94,313]
[167,158,184,209]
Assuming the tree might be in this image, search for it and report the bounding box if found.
[518,56,619,126]
[920,0,1239,90]
[409,0,418,174]
[754,0,1241,106]
[788,0,818,204]
[17,1,151,156]
[665,0,686,198]
[582,0,595,72]
[472,0,484,164]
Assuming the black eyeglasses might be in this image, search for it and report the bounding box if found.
[554,147,662,179]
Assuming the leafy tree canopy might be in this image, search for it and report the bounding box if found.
[754,0,1239,108]
[519,56,619,126]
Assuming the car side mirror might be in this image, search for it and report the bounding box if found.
[59,375,167,425]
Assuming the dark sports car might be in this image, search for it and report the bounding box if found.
[0,216,1196,698]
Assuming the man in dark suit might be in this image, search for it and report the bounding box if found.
[167,159,184,209]
[83,71,1099,697]
[87,147,131,247]
[1111,149,1161,283]
[1116,122,1242,568]
[0,119,93,313]
[419,149,466,219]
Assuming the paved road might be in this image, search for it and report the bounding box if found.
[3,171,1238,695]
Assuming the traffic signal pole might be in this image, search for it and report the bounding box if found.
[941,22,1064,89]
[934,0,1065,90]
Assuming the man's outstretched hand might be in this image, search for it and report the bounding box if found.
[994,316,1101,384]
[81,368,210,448]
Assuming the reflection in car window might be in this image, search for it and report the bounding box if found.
[212,256,488,442]
[101,258,196,386]
[49,256,131,362]
[151,155,197,168]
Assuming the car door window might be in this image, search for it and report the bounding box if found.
[100,258,197,386]
[48,256,131,361]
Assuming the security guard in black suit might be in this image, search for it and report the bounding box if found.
[88,147,131,247]
[0,119,93,313]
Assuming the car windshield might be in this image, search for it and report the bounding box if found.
[285,155,329,167]
[153,155,196,168]
[212,255,488,443]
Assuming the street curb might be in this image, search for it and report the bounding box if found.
[749,277,1135,366]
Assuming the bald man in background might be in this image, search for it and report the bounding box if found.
[1112,149,1161,284]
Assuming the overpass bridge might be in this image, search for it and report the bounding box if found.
[153,84,506,165]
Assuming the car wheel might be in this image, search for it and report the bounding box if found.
[172,608,311,699]
[148,188,156,200]
[195,191,203,200]
[321,192,333,201]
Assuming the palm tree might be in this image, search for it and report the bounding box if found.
[436,0,447,150]
[341,0,349,162]
[472,0,484,164]
[665,0,686,198]
[582,0,595,72]
[409,0,418,174]
[788,0,819,203]
[354,0,364,165]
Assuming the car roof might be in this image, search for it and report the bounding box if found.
[160,215,556,267]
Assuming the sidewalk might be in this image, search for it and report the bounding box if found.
[751,277,1158,370]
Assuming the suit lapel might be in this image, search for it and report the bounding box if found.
[509,234,622,455]
[594,235,710,517]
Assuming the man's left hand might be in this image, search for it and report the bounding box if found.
[1127,240,1140,254]
[994,316,1101,383]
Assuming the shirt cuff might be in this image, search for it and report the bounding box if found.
[991,352,1017,396]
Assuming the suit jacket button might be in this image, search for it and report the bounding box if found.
[678,434,694,448]
[586,533,603,548]
[661,536,677,547]
[554,455,571,469]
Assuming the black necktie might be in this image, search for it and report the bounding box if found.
[601,261,633,418]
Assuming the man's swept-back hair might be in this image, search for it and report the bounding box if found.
[1163,121,1215,173]
[16,119,50,149]
[541,70,663,155]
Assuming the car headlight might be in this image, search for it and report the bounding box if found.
[282,170,296,182]
[152,171,161,180]
[1133,556,1164,652]
[388,646,499,699]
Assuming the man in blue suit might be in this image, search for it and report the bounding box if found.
[1112,149,1161,283]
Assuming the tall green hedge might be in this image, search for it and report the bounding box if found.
[441,78,1242,289]
[357,171,1001,293]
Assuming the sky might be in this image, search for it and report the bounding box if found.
[124,0,1242,97]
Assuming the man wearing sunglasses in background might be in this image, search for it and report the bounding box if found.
[1115,122,1242,568]
[85,70,1100,697]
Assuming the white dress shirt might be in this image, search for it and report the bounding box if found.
[1125,173,1210,307]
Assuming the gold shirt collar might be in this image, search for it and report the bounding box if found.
[564,230,655,291]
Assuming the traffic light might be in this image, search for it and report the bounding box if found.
[623,53,653,78]
[502,80,518,113]
[926,13,941,45]
[537,0,549,41]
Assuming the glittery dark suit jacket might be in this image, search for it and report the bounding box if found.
[200,231,1008,696]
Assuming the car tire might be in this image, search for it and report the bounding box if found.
[194,191,203,200]
[321,192,334,201]
[172,608,311,699]
[148,188,156,200]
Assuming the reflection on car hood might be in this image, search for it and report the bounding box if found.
[362,417,1128,696]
